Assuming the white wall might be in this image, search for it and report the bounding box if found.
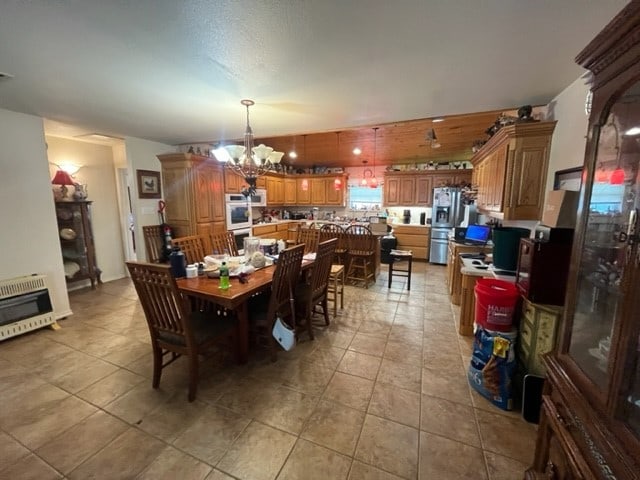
[546,75,591,196]
[0,109,71,318]
[124,137,176,262]
[46,136,126,283]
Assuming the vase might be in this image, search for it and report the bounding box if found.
[73,184,88,200]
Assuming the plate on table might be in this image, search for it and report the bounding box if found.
[60,228,77,240]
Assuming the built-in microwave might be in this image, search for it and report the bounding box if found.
[225,194,252,230]
[249,189,267,207]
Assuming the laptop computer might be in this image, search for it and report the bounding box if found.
[462,224,491,246]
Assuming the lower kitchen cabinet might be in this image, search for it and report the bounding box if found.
[391,225,430,260]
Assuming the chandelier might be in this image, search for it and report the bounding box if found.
[213,99,284,196]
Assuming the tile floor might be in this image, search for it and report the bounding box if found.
[0,263,536,479]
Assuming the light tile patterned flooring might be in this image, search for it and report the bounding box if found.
[0,263,536,479]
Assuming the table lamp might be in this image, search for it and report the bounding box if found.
[52,169,75,200]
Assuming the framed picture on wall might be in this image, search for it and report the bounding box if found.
[137,170,162,199]
[554,166,583,191]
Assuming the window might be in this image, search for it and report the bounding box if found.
[349,185,382,210]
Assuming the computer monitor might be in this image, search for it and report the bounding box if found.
[464,224,491,245]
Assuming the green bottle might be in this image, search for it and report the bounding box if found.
[219,261,230,290]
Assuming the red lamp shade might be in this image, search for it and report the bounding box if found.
[334,178,342,190]
[369,176,378,188]
[51,170,75,186]
[595,168,609,183]
[301,179,309,191]
[609,167,625,185]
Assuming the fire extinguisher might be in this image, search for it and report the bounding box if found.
[158,201,173,262]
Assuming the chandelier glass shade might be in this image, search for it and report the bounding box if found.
[213,99,284,196]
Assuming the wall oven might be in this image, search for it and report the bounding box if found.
[231,227,252,253]
[225,194,252,231]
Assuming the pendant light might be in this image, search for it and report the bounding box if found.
[301,135,309,191]
[369,127,379,188]
[334,132,342,190]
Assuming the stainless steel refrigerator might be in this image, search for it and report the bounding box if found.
[429,187,463,264]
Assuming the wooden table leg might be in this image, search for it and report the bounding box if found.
[236,302,249,364]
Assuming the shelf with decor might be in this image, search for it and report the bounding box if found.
[55,200,101,289]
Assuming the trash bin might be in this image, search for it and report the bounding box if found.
[492,227,530,271]
[468,327,518,410]
[474,278,519,332]
[380,235,397,264]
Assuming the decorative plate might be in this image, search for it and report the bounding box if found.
[56,208,73,220]
[60,228,77,240]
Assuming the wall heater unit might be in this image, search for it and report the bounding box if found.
[0,274,56,341]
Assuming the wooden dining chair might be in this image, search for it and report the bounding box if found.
[248,244,305,361]
[344,231,377,288]
[320,223,347,264]
[142,225,164,263]
[126,261,236,402]
[171,235,209,264]
[345,224,372,235]
[209,231,239,256]
[295,225,320,254]
[294,238,337,338]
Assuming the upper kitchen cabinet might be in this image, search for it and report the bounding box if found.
[284,178,297,204]
[157,153,226,238]
[224,169,247,194]
[310,178,326,205]
[471,121,556,220]
[384,170,473,206]
[265,174,285,205]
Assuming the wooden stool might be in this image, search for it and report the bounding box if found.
[388,252,413,290]
[327,264,345,317]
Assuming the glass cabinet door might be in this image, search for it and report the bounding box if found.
[568,82,640,401]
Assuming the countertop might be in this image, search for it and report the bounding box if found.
[460,257,516,283]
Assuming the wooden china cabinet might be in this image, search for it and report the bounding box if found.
[526,4,640,479]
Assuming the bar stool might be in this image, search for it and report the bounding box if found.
[388,251,413,290]
[327,264,345,317]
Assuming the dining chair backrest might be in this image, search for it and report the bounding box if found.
[209,231,239,256]
[171,235,209,264]
[143,225,164,263]
[296,226,320,254]
[307,238,338,300]
[344,231,377,255]
[319,223,346,251]
[126,261,194,348]
[345,224,372,235]
[267,244,305,324]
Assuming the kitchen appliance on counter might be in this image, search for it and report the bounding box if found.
[429,187,463,264]
[403,209,411,224]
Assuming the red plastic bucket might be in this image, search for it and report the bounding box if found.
[474,279,519,331]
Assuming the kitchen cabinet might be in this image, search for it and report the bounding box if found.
[252,222,292,242]
[224,169,245,194]
[296,178,311,205]
[446,240,493,305]
[266,174,284,205]
[310,178,326,205]
[55,200,101,289]
[471,121,555,220]
[518,299,562,376]
[383,170,473,207]
[416,176,433,205]
[284,178,296,204]
[391,225,430,260]
[526,5,640,479]
[157,153,226,238]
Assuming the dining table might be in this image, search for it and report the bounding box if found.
[176,259,313,364]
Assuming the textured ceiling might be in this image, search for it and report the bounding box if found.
[0,0,628,155]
